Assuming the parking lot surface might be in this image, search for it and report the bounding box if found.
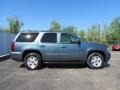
[0,51,120,90]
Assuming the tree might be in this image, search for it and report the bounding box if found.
[78,29,86,40]
[63,26,77,34]
[7,17,23,34]
[99,25,108,44]
[49,20,61,32]
[86,24,100,42]
[105,17,120,44]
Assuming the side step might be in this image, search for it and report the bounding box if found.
[44,61,85,65]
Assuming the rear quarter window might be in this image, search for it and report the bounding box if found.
[16,33,39,42]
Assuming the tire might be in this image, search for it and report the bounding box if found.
[24,53,42,70]
[87,53,105,69]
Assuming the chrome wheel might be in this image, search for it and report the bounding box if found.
[27,56,38,69]
[91,56,102,67]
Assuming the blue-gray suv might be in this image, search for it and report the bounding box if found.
[11,31,111,70]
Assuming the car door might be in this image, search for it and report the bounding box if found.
[39,33,59,61]
[59,33,82,61]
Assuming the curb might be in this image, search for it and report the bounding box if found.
[0,54,10,61]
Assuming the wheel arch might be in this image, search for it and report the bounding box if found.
[22,50,43,61]
[86,50,105,61]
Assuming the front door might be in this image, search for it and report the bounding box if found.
[59,33,82,61]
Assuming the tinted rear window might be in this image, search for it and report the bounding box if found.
[41,33,57,43]
[16,33,39,42]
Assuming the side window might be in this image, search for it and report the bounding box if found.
[41,33,57,43]
[60,33,78,44]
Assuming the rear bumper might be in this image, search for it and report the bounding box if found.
[112,48,120,51]
[11,52,23,62]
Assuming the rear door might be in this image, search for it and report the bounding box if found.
[39,33,59,61]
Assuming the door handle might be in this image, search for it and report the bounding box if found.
[39,45,45,47]
[60,45,67,48]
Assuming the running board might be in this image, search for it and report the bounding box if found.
[44,61,85,65]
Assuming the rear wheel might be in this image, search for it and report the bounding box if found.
[24,53,42,70]
[87,53,105,69]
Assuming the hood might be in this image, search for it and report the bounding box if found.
[81,41,108,48]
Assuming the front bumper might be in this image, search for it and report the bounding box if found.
[11,52,23,62]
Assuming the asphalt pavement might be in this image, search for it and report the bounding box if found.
[0,51,120,90]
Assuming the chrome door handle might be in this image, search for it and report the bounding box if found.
[39,45,45,47]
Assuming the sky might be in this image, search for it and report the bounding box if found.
[0,0,120,30]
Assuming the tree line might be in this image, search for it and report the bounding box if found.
[0,16,120,45]
[49,17,120,45]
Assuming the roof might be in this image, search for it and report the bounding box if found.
[19,30,78,37]
[20,30,71,33]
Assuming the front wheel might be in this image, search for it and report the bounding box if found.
[24,53,42,70]
[87,53,105,69]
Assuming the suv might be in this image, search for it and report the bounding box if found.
[11,31,111,70]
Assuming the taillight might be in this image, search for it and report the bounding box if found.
[11,42,16,52]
